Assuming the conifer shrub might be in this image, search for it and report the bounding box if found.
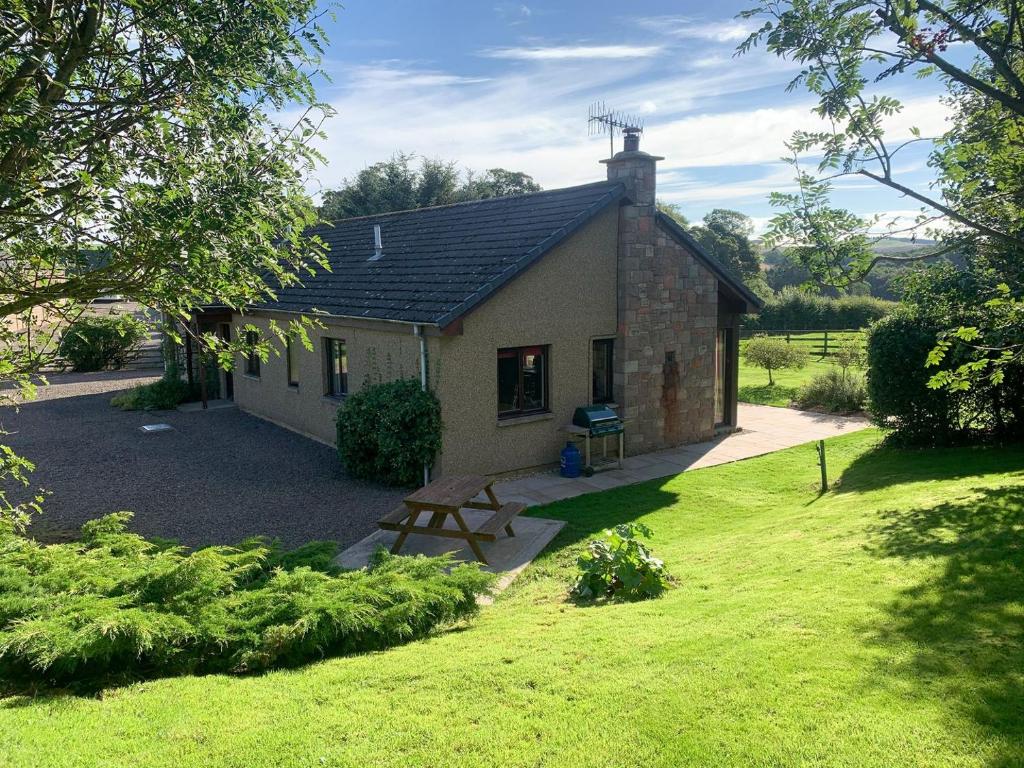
[0,513,493,688]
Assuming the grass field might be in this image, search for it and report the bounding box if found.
[739,331,865,407]
[2,430,1023,767]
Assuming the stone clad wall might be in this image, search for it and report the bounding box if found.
[605,151,719,455]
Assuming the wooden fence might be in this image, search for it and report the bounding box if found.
[738,329,865,359]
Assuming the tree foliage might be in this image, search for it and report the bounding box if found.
[691,208,762,280]
[743,334,809,385]
[741,0,1024,391]
[0,0,333,528]
[0,0,332,388]
[319,153,542,220]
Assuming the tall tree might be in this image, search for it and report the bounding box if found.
[741,0,1024,387]
[1,0,332,386]
[691,208,762,280]
[0,0,332,525]
[319,155,541,219]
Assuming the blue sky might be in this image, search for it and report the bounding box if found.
[304,1,956,233]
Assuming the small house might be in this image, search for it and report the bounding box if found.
[195,133,761,476]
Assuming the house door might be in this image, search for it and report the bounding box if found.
[219,323,234,400]
[714,327,733,426]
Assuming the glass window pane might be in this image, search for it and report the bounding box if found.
[521,349,545,411]
[592,339,613,403]
[497,352,519,413]
[287,339,299,386]
[325,338,347,396]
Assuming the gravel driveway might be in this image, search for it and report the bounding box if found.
[1,373,406,549]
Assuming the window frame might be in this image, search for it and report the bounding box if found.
[286,338,299,388]
[324,337,348,398]
[591,337,615,404]
[497,345,550,419]
[244,330,260,378]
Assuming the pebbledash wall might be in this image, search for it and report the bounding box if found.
[231,204,618,475]
[232,313,440,447]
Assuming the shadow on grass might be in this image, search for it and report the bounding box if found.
[738,383,798,407]
[867,484,1024,766]
[526,481,679,553]
[836,440,1024,495]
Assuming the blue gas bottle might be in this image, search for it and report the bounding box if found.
[560,441,582,478]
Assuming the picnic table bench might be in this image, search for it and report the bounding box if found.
[378,474,525,565]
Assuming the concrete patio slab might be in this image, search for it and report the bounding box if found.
[492,403,870,506]
[335,509,566,598]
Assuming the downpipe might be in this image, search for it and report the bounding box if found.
[414,324,430,487]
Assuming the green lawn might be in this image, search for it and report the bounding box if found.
[739,331,865,407]
[3,431,1023,767]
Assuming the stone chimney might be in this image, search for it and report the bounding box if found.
[600,127,662,207]
[601,130,718,454]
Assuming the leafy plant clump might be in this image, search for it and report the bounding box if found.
[572,523,672,602]
[59,314,149,372]
[111,375,199,411]
[0,513,494,688]
[336,378,442,486]
[743,334,809,386]
[797,368,866,413]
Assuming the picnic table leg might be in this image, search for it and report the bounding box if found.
[450,510,488,565]
[390,507,422,555]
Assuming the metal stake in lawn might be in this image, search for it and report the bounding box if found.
[816,440,828,493]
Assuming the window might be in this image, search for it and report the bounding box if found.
[497,346,548,418]
[244,330,260,377]
[324,338,347,397]
[286,338,299,387]
[592,338,614,404]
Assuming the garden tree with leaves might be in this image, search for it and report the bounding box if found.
[656,200,690,227]
[0,0,334,524]
[740,0,1024,391]
[691,209,762,280]
[319,153,542,220]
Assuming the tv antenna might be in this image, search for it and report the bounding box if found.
[588,101,644,158]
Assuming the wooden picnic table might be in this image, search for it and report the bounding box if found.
[378,474,525,565]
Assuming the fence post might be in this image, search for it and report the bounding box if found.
[823,330,829,357]
[817,440,828,493]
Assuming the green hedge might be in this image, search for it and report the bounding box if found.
[866,309,1024,445]
[59,314,149,371]
[744,288,894,331]
[336,379,442,487]
[0,513,493,688]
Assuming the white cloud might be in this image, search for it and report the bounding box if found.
[291,52,949,211]
[481,44,663,60]
[637,16,759,43]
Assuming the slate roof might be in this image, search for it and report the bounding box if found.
[253,181,627,328]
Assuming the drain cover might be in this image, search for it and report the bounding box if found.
[140,423,173,433]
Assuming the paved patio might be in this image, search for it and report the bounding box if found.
[491,403,872,506]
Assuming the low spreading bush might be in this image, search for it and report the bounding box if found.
[743,288,894,331]
[59,314,149,372]
[743,334,809,386]
[0,512,494,687]
[572,523,671,602]
[111,375,198,411]
[336,378,442,486]
[796,369,866,413]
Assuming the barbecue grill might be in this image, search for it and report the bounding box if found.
[567,405,624,474]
